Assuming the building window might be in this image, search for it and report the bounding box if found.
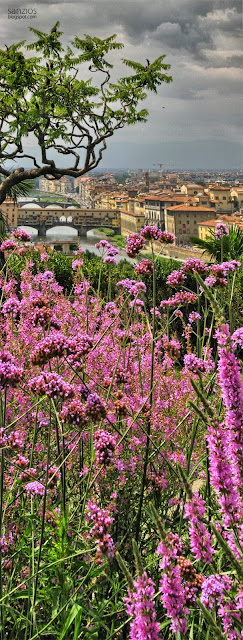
[223,197,226,200]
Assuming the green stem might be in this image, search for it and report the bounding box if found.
[135,249,156,542]
[31,405,51,632]
[196,281,201,356]
[97,259,103,299]
[54,411,65,512]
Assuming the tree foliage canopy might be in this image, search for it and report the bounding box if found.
[0,23,172,203]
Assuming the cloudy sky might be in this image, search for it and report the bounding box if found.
[1,0,242,170]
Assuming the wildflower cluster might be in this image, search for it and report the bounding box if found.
[12,229,32,242]
[0,351,23,390]
[160,290,197,309]
[215,222,229,239]
[60,400,88,429]
[86,501,115,561]
[93,429,116,466]
[95,239,119,264]
[29,372,75,400]
[0,235,242,638]
[124,572,162,640]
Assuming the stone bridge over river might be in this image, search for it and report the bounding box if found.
[17,203,121,236]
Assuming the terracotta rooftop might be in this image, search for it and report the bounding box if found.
[166,204,213,212]
[199,216,243,229]
[145,194,189,202]
[209,186,231,191]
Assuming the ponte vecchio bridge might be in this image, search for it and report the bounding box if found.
[17,203,121,236]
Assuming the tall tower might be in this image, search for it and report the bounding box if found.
[144,171,150,192]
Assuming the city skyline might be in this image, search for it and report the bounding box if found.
[1,0,242,170]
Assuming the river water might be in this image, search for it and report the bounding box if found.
[19,225,131,262]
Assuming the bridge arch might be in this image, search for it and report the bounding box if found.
[17,225,38,236]
[46,225,78,237]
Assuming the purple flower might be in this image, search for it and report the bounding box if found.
[204,275,227,288]
[66,334,94,366]
[205,261,241,288]
[162,334,181,358]
[129,298,144,311]
[188,311,201,324]
[157,533,188,635]
[130,282,146,296]
[0,536,8,555]
[135,259,154,275]
[30,332,67,365]
[175,309,183,319]
[116,278,138,291]
[166,270,186,288]
[72,258,83,270]
[12,229,32,242]
[25,481,45,497]
[126,233,145,258]
[207,420,242,527]
[184,353,214,375]
[159,566,188,635]
[216,324,243,491]
[160,291,197,309]
[232,328,243,350]
[159,231,175,244]
[184,492,214,563]
[85,393,107,422]
[95,240,119,262]
[150,307,161,318]
[215,223,229,239]
[86,501,114,562]
[94,429,116,466]
[29,372,75,400]
[141,225,161,241]
[181,258,208,275]
[104,256,117,264]
[60,400,87,429]
[124,571,162,640]
[1,295,21,317]
[0,239,18,251]
[116,279,146,296]
[200,574,232,610]
[0,351,23,391]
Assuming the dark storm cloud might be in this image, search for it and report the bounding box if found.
[85,0,241,66]
[3,0,241,67]
[19,0,241,65]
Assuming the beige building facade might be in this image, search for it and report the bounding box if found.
[181,183,203,196]
[120,210,145,236]
[198,214,243,241]
[206,186,234,213]
[39,176,72,194]
[0,198,18,229]
[165,204,216,246]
